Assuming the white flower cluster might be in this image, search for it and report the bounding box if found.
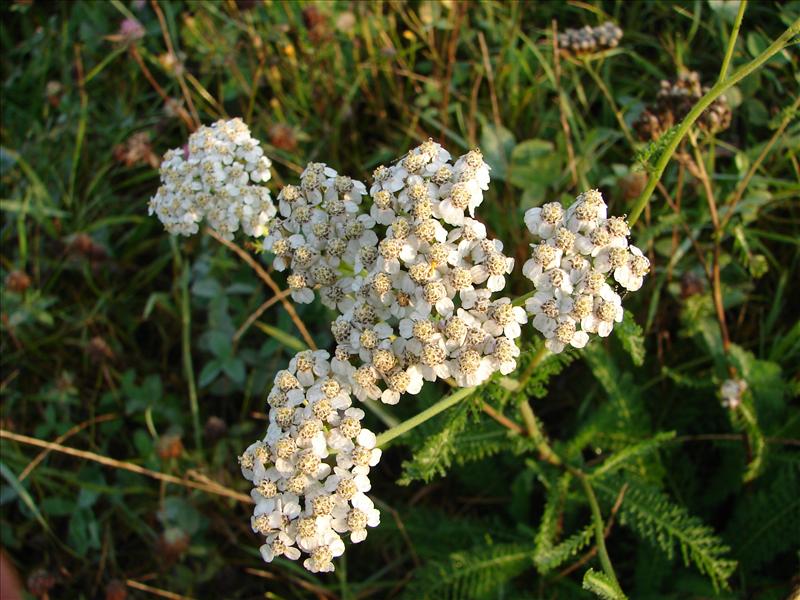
[522,189,650,353]
[239,350,381,573]
[148,118,275,240]
[263,163,374,308]
[330,140,526,404]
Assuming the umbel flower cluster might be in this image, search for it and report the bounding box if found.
[557,21,623,55]
[331,141,524,404]
[149,119,650,573]
[239,350,381,573]
[263,163,373,307]
[522,190,650,353]
[148,118,275,239]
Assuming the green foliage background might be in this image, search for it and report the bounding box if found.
[1,1,798,598]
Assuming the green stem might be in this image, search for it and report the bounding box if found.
[519,402,562,466]
[362,397,401,428]
[506,345,562,464]
[629,16,800,226]
[718,1,747,83]
[375,386,476,447]
[176,245,202,452]
[512,289,536,307]
[573,467,623,595]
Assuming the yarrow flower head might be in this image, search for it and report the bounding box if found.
[330,140,525,403]
[522,189,649,353]
[239,350,381,573]
[262,163,374,308]
[148,118,275,239]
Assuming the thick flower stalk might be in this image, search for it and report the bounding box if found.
[523,189,650,353]
[148,118,275,239]
[239,350,381,573]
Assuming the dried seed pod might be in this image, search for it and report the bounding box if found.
[557,21,623,56]
[635,71,733,141]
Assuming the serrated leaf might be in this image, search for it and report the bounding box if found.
[583,344,649,433]
[533,473,571,568]
[583,568,627,600]
[590,431,675,479]
[727,463,800,570]
[535,525,594,573]
[614,311,646,366]
[403,542,534,600]
[595,478,737,591]
[398,401,470,485]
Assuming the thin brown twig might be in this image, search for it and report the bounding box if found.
[0,369,19,392]
[477,31,501,129]
[666,160,687,283]
[244,568,337,599]
[126,579,195,600]
[552,20,578,187]
[205,227,317,350]
[439,3,465,142]
[233,288,293,345]
[688,133,732,358]
[149,0,200,129]
[374,499,421,568]
[720,94,800,230]
[467,70,484,147]
[128,45,195,130]
[480,402,525,436]
[656,181,711,280]
[19,413,118,481]
[1,429,252,504]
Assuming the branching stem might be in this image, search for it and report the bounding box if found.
[629,14,799,226]
[174,243,202,452]
[573,468,624,595]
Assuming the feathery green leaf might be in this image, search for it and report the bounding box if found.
[595,478,737,591]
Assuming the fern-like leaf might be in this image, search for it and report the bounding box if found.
[590,431,675,479]
[634,124,679,170]
[594,478,737,591]
[533,473,571,569]
[403,543,534,600]
[614,310,646,366]
[727,463,800,570]
[583,345,649,432]
[582,568,628,600]
[398,401,470,485]
[451,421,518,466]
[535,525,594,574]
[522,348,576,400]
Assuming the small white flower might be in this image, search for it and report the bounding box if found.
[720,378,747,409]
[613,245,650,291]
